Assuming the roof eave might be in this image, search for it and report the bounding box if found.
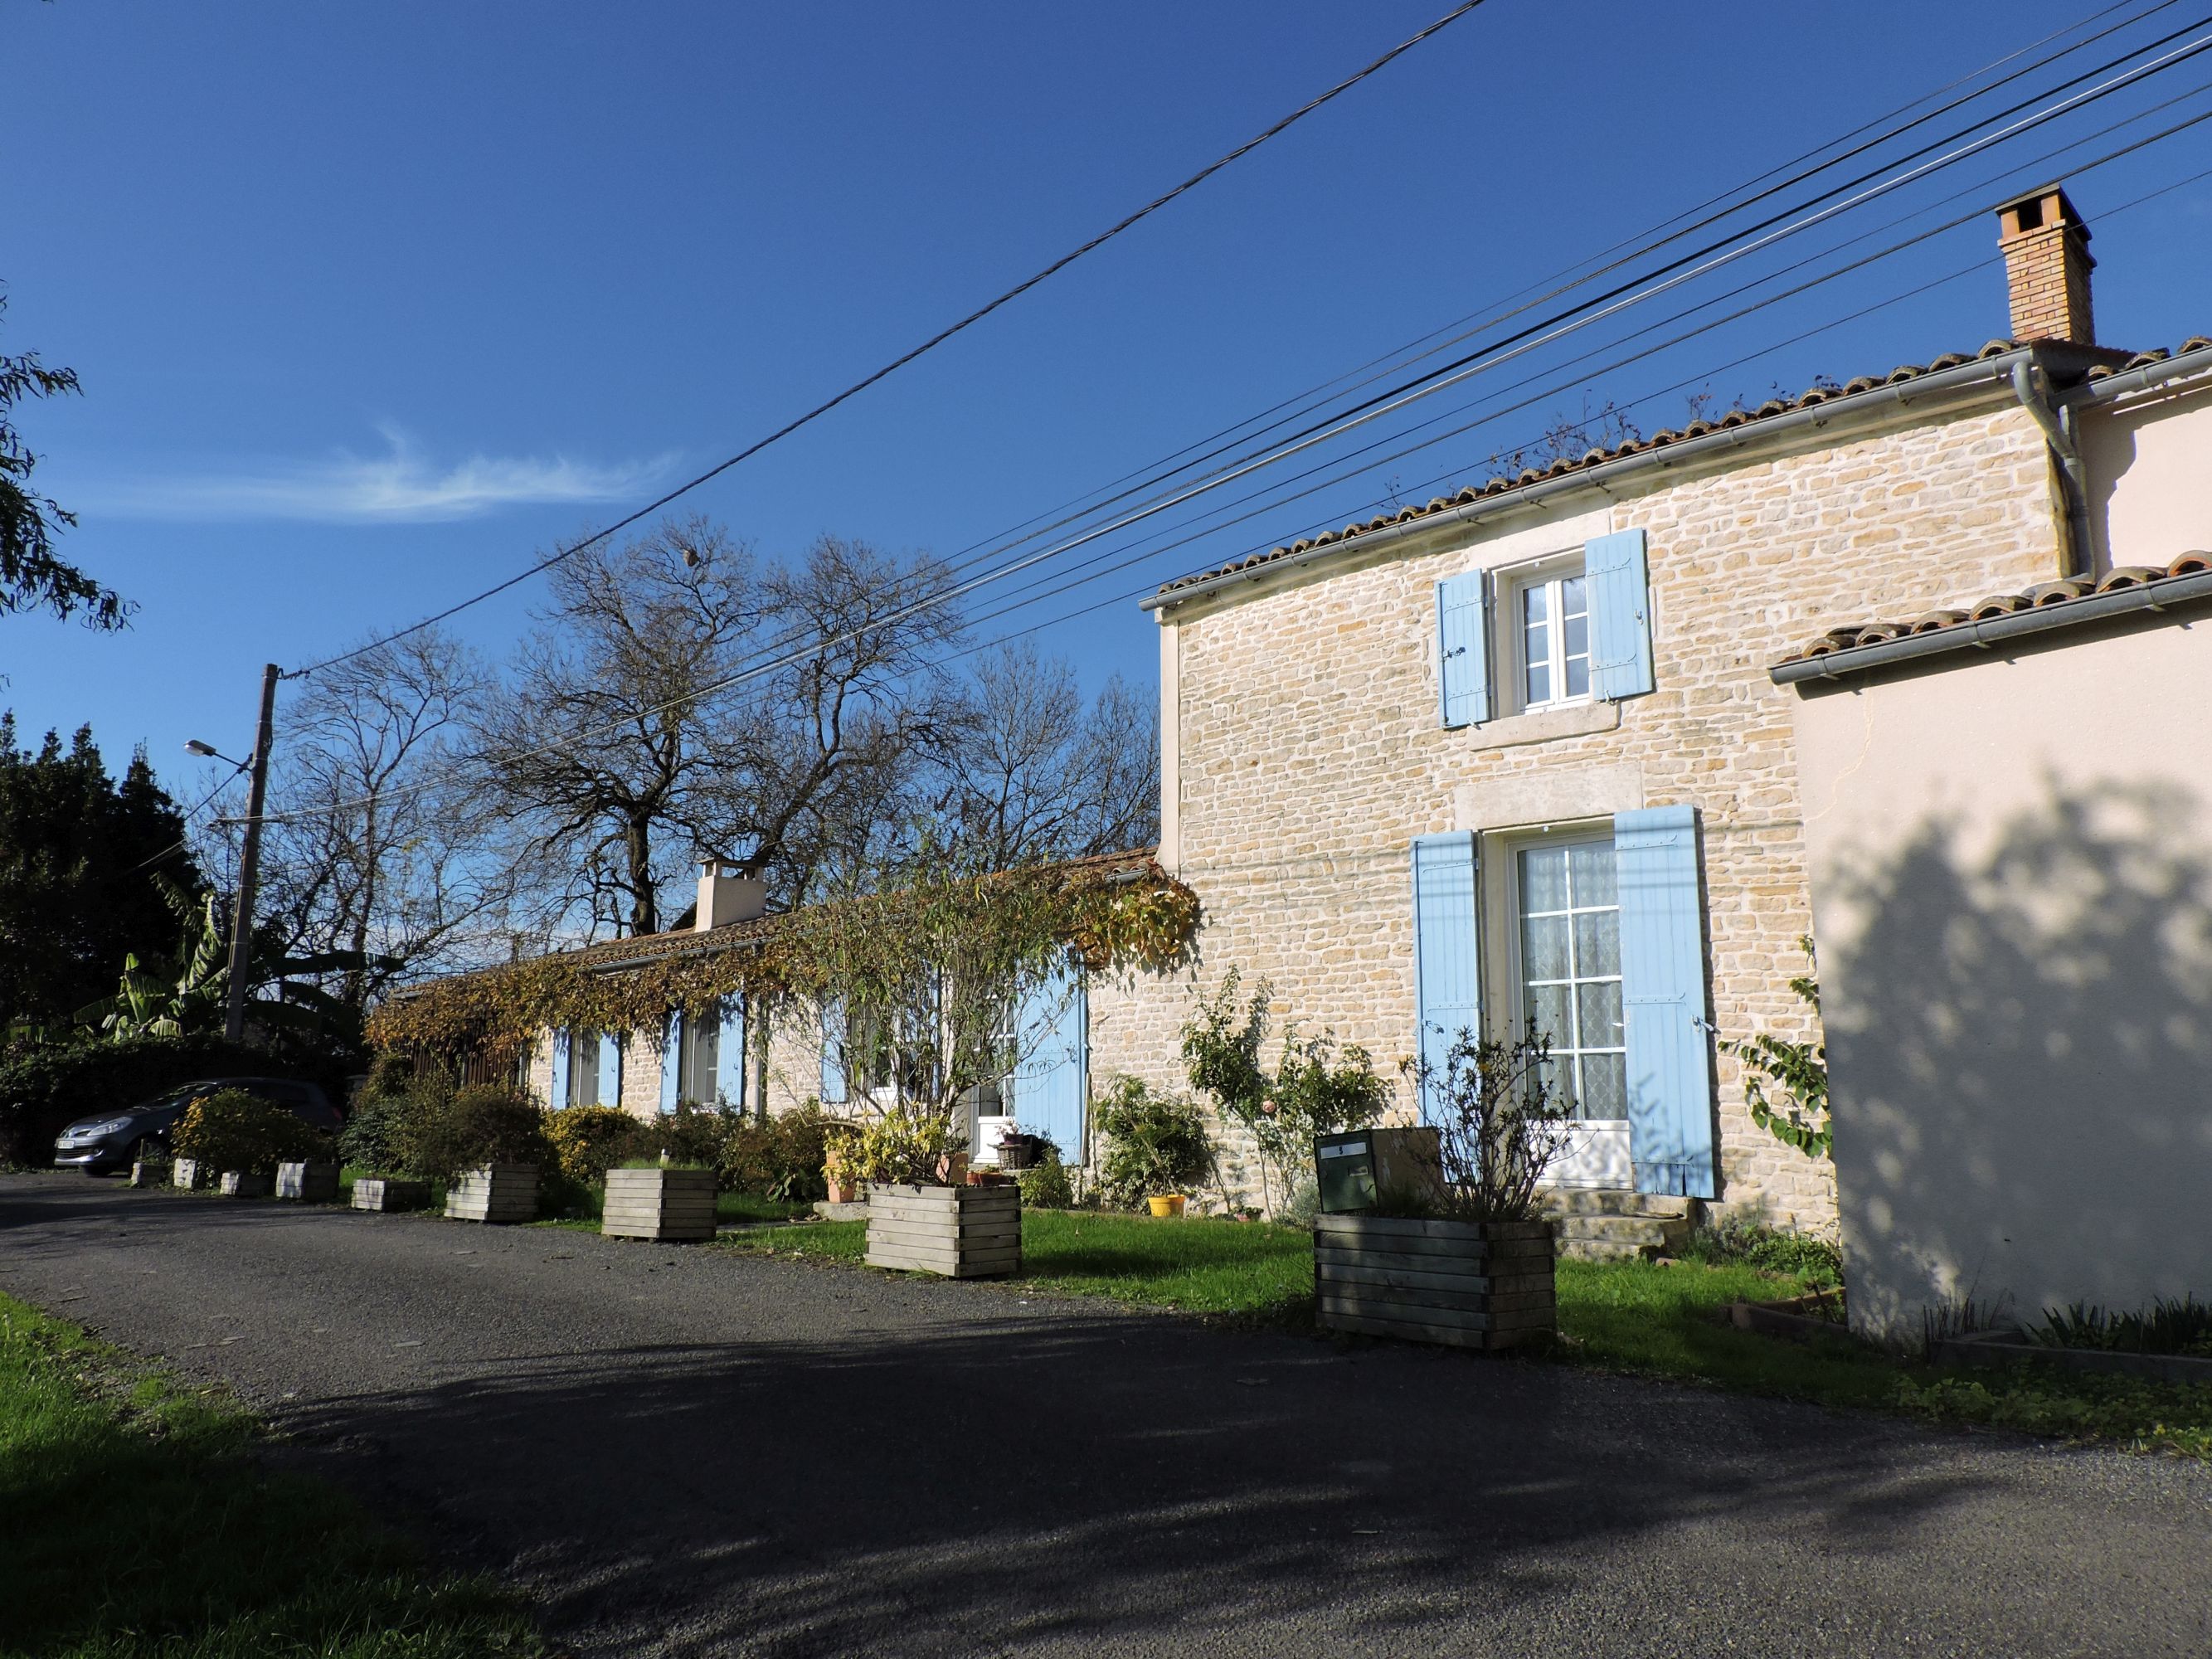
[1142,344,2062,615]
[1769,567,2212,686]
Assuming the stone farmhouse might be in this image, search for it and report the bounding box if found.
[487,182,2200,1244]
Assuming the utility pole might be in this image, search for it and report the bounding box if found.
[223,663,280,1045]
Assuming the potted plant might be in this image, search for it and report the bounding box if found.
[1313,1025,1572,1350]
[821,1122,860,1205]
[169,1089,325,1204]
[1094,1075,1214,1217]
[602,1158,719,1243]
[855,1108,1020,1279]
[406,1085,552,1224]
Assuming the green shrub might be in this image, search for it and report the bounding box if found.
[2033,1296,2212,1358]
[1677,1214,1842,1285]
[0,1033,299,1166]
[654,1100,733,1169]
[170,1089,326,1176]
[1016,1143,1074,1209]
[399,1084,552,1180]
[545,1104,649,1184]
[1093,1075,1214,1209]
[342,1060,456,1175]
[720,1104,831,1202]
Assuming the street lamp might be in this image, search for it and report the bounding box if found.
[185,738,247,766]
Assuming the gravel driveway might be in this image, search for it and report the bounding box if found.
[3,1172,2207,1658]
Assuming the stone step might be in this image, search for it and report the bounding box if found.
[1548,1207,1696,1262]
[1539,1188,1697,1219]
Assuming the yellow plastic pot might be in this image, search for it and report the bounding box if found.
[1147,1194,1187,1218]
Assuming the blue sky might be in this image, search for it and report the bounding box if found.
[6,1,2210,809]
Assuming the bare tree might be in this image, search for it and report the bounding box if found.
[199,626,519,1008]
[935,643,1159,868]
[480,518,964,937]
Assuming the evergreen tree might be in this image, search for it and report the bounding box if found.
[0,713,200,1034]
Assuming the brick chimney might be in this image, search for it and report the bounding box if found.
[1996,184,2095,346]
[693,858,766,931]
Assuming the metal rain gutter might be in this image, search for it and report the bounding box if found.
[1769,567,2212,686]
[2065,341,2212,406]
[1141,348,2039,612]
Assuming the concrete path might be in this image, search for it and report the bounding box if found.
[3,1172,2207,1658]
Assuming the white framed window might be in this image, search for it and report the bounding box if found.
[1508,833,1625,1119]
[565,1027,602,1107]
[1510,559,1592,711]
[677,1016,718,1106]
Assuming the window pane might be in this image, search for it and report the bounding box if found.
[1568,841,1617,907]
[1576,980,1623,1045]
[1526,983,1573,1045]
[1573,910,1621,975]
[1579,1052,1627,1117]
[1519,846,1569,912]
[1523,582,1549,625]
[1563,655,1589,700]
[1525,659,1551,705]
[1560,573,1587,618]
[1563,609,1588,661]
[1520,913,1570,980]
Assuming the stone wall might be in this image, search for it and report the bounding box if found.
[1144,397,2073,1233]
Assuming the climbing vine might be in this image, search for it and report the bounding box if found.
[367,857,1199,1070]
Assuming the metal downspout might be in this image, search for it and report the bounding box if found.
[2011,358,2093,577]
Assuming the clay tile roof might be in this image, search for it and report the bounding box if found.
[1777,551,2212,665]
[2086,335,2212,377]
[1155,340,2037,599]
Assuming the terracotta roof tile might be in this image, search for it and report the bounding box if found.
[1155,337,2211,602]
[1778,551,2212,664]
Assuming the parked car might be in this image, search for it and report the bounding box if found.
[52,1078,342,1174]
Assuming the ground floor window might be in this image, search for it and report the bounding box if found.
[1512,835,1626,1118]
[565,1028,604,1107]
[677,1015,718,1107]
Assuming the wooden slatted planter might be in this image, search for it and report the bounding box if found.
[1314,1214,1557,1350]
[130,1156,172,1189]
[445,1164,541,1224]
[275,1160,340,1202]
[352,1178,430,1213]
[602,1166,718,1243]
[865,1183,1021,1278]
[219,1171,275,1198]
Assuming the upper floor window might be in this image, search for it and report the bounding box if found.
[1516,564,1591,710]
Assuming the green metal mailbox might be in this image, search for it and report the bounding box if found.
[1315,1126,1445,1214]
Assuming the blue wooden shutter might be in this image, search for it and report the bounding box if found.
[1587,528,1655,701]
[1436,570,1491,728]
[716,996,746,1111]
[548,1028,572,1109]
[1614,805,1716,1198]
[1010,958,1087,1165]
[819,997,848,1105]
[1411,832,1481,1122]
[659,1011,681,1114]
[596,1032,622,1109]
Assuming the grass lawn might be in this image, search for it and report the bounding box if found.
[717,1209,2212,1459]
[0,1292,539,1657]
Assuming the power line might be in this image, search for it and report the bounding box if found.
[282,2,2187,711]
[284,0,1496,682]
[239,56,2212,830]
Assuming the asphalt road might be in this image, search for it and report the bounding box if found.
[3,1173,2207,1658]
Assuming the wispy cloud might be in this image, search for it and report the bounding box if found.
[84,424,678,523]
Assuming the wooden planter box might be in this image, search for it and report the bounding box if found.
[219,1170,275,1198]
[1314,1214,1556,1350]
[172,1158,207,1191]
[602,1167,718,1242]
[445,1163,541,1224]
[275,1160,340,1203]
[352,1177,430,1213]
[129,1156,172,1189]
[865,1182,1020,1278]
